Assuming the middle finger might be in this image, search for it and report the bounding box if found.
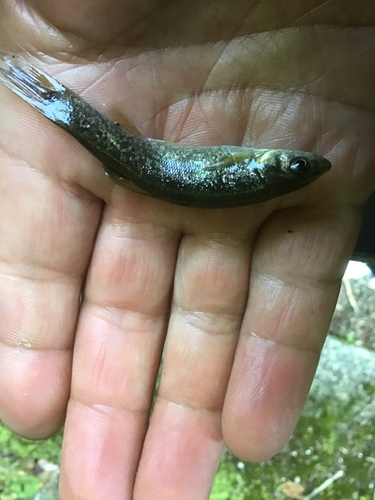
[134,213,261,499]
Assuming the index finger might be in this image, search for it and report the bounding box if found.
[223,203,362,461]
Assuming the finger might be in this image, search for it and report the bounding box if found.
[222,204,362,461]
[133,212,261,500]
[0,84,102,438]
[59,192,180,500]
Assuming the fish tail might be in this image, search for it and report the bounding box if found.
[0,53,66,115]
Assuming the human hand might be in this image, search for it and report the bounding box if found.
[0,1,374,499]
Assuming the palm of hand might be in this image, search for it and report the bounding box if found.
[0,1,374,498]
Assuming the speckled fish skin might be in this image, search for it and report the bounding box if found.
[0,54,331,208]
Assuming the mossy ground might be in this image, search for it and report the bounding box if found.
[1,268,374,499]
[211,389,375,499]
[0,426,62,499]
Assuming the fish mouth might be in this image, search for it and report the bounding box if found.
[319,156,332,174]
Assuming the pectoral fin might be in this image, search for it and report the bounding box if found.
[204,152,251,171]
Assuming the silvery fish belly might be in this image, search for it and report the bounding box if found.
[0,53,331,208]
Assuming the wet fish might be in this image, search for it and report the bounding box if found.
[0,54,331,208]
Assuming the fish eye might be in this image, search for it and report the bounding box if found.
[290,157,310,172]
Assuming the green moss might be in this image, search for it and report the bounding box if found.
[0,423,62,499]
[211,461,274,500]
[0,424,62,463]
[0,455,40,499]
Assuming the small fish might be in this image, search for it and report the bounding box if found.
[0,54,331,208]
